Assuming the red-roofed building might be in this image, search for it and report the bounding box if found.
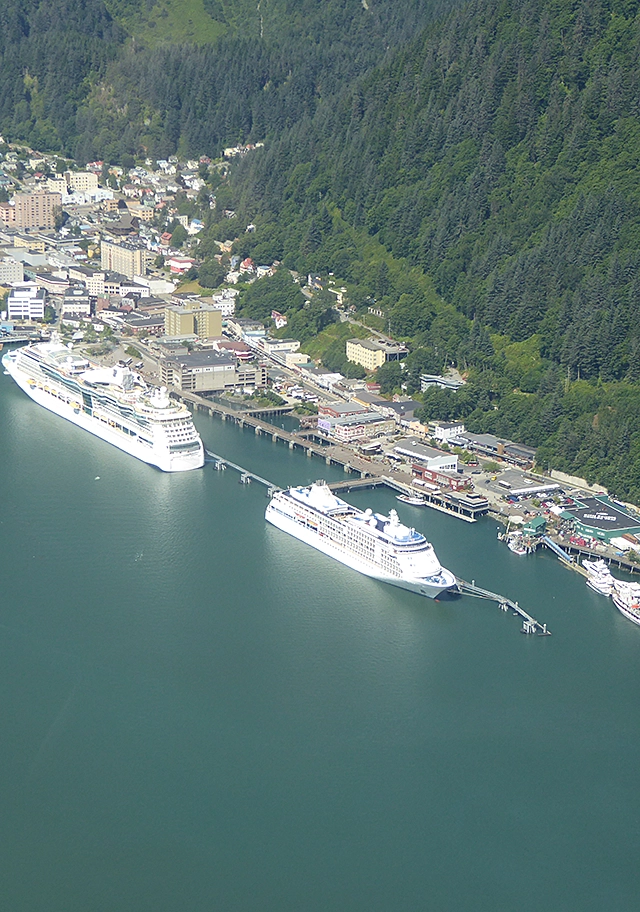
[168,256,195,275]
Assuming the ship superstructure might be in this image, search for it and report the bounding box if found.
[266,481,458,598]
[2,342,204,471]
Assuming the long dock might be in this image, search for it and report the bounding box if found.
[179,390,491,522]
[456,578,551,635]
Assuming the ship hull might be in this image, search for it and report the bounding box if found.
[3,351,203,472]
[612,594,640,627]
[266,502,457,599]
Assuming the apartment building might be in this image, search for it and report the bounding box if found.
[164,303,222,340]
[100,239,147,280]
[64,171,99,193]
[0,191,62,229]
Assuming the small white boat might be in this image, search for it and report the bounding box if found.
[397,494,427,506]
[506,532,528,555]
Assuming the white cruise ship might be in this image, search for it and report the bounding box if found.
[266,481,458,598]
[2,342,204,471]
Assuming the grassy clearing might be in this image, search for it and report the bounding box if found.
[111,0,226,45]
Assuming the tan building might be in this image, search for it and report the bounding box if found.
[346,338,409,371]
[64,170,99,193]
[0,191,62,229]
[100,239,147,280]
[164,303,222,340]
[14,234,47,252]
[47,177,67,195]
[160,351,267,393]
[126,202,154,222]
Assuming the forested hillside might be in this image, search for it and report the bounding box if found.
[222,0,640,500]
[0,0,125,151]
[3,0,640,497]
[0,0,453,160]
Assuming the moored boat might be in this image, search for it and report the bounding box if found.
[611,581,640,627]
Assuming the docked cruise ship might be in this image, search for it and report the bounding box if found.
[2,342,204,471]
[266,481,458,598]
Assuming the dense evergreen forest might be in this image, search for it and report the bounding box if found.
[0,0,453,160]
[225,0,640,501]
[2,0,640,498]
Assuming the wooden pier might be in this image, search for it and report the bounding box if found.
[180,390,489,523]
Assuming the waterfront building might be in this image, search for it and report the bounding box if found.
[562,496,640,543]
[317,411,396,443]
[160,350,267,393]
[318,401,368,419]
[394,438,459,473]
[412,463,469,491]
[7,282,46,321]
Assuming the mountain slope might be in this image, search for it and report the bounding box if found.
[223,0,640,498]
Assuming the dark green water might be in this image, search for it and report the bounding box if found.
[1,366,639,911]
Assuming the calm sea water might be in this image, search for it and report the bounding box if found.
[1,365,639,911]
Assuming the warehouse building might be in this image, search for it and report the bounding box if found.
[563,496,640,543]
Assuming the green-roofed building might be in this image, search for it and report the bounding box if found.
[563,496,640,542]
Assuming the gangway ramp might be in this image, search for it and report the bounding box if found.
[456,578,551,635]
[541,535,574,564]
[205,449,278,491]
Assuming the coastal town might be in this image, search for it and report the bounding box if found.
[3,139,640,585]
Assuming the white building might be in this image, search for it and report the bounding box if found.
[394,437,459,472]
[0,256,24,284]
[433,422,466,442]
[7,282,46,321]
[210,289,239,317]
[261,338,301,356]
